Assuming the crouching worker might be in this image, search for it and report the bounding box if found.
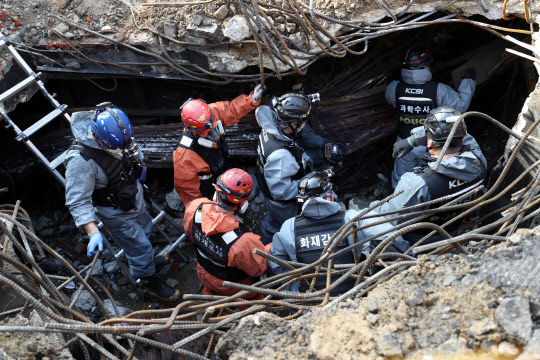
[256,92,344,245]
[267,170,362,295]
[367,106,487,247]
[64,103,181,302]
[183,168,268,299]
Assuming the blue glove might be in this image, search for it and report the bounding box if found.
[138,167,147,183]
[87,232,103,257]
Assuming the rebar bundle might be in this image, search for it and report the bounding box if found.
[0,109,539,359]
[5,0,532,85]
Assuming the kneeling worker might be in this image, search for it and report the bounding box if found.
[268,171,370,295]
[368,106,487,246]
[183,168,268,299]
[256,92,344,245]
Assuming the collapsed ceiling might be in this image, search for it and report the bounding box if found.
[0,1,536,160]
[0,0,537,85]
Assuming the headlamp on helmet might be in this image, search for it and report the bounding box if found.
[403,45,433,69]
[297,170,336,204]
[424,106,467,147]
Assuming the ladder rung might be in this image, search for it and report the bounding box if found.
[16,105,67,141]
[0,74,39,103]
[152,211,166,225]
[158,234,186,256]
[49,150,68,170]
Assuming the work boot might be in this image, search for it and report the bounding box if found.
[140,274,181,302]
[153,254,171,271]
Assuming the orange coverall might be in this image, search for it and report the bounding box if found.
[184,197,268,299]
[173,93,260,207]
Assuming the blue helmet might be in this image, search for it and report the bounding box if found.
[90,103,133,149]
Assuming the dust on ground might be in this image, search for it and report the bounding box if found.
[0,310,74,360]
[216,229,540,359]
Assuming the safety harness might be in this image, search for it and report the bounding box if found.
[192,202,250,282]
[177,129,228,198]
[405,149,486,240]
[70,142,140,211]
[256,129,309,202]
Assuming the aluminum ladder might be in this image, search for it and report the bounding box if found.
[0,34,191,297]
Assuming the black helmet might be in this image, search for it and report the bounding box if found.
[270,93,316,126]
[424,106,467,147]
[296,170,336,204]
[403,45,433,69]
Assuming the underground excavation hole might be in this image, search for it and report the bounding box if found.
[0,13,535,360]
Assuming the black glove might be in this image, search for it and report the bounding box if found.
[392,138,414,159]
[415,136,427,147]
[462,68,476,80]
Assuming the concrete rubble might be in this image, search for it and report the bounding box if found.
[0,0,539,359]
[216,229,540,359]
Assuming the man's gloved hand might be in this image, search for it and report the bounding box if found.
[252,84,264,103]
[138,166,147,183]
[462,68,476,80]
[321,166,334,179]
[87,232,103,257]
[392,137,414,158]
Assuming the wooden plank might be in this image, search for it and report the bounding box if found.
[451,38,510,88]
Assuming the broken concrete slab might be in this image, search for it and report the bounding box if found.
[73,290,96,312]
[53,23,69,34]
[166,278,179,288]
[102,299,131,318]
[90,259,103,276]
[104,261,119,274]
[495,296,533,344]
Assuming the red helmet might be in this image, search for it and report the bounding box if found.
[180,98,215,134]
[215,168,253,204]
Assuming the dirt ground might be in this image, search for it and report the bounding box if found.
[216,230,540,360]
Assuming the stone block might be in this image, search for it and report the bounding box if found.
[224,15,250,41]
[163,20,178,39]
[187,23,219,39]
[214,5,228,21]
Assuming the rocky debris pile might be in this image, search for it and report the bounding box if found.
[216,228,540,359]
[0,0,534,79]
[0,310,74,359]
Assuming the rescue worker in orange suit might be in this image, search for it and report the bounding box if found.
[173,86,264,207]
[183,168,268,300]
